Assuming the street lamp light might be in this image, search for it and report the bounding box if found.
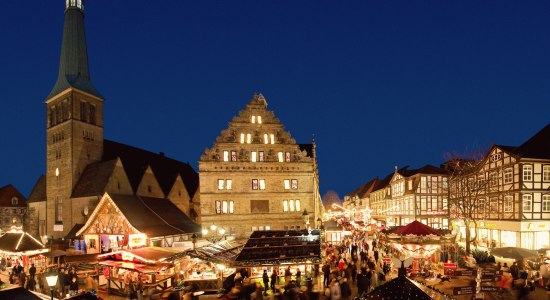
[45,270,58,300]
[202,224,227,243]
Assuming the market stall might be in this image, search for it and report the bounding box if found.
[234,230,322,288]
[0,229,49,273]
[98,247,181,296]
[175,240,243,292]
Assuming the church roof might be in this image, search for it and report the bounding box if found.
[27,175,46,203]
[103,140,199,198]
[47,4,102,100]
[108,194,200,237]
[72,159,118,198]
[0,184,27,207]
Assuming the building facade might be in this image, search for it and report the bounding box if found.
[0,185,27,231]
[451,123,550,250]
[199,94,323,238]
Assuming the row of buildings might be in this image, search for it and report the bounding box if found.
[1,1,323,250]
[343,123,550,251]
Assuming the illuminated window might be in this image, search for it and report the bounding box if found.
[216,200,234,214]
[240,133,245,144]
[264,134,269,144]
[11,197,18,205]
[258,116,262,124]
[285,152,291,162]
[218,179,225,190]
[226,179,232,190]
[522,194,532,212]
[222,201,228,213]
[231,151,237,162]
[284,179,290,190]
[223,151,229,162]
[278,152,284,162]
[289,200,295,211]
[544,166,550,182]
[270,134,275,144]
[543,195,550,212]
[251,151,257,162]
[259,151,265,162]
[259,179,266,190]
[55,197,63,223]
[296,200,301,211]
[247,133,251,144]
[291,179,298,190]
[504,168,513,184]
[251,116,256,123]
[252,179,258,190]
[283,200,288,212]
[504,196,513,212]
[523,165,532,181]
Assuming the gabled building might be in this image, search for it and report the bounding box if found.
[451,123,550,250]
[27,1,199,239]
[199,94,322,238]
[343,178,379,220]
[0,185,27,231]
[386,165,449,229]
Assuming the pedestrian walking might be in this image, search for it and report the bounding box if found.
[262,270,269,295]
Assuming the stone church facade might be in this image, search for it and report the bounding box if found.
[199,94,323,238]
[27,0,199,239]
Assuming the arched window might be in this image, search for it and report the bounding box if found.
[11,197,18,205]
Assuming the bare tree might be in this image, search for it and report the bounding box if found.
[322,190,341,210]
[443,151,489,253]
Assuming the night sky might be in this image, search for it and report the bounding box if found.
[1,1,550,199]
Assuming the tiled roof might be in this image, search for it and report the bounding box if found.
[27,175,46,203]
[0,232,45,252]
[512,122,550,159]
[109,194,200,238]
[234,230,322,266]
[366,272,451,300]
[346,178,379,198]
[72,160,118,198]
[400,164,448,177]
[0,184,27,207]
[103,140,199,198]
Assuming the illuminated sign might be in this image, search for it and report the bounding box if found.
[121,252,134,262]
[128,233,147,248]
[426,210,446,215]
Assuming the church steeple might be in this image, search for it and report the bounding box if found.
[47,0,102,100]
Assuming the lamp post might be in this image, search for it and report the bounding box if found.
[202,224,227,243]
[191,233,198,249]
[45,270,58,300]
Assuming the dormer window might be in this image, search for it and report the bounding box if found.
[11,197,18,205]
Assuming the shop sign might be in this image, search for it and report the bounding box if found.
[527,223,548,230]
[453,286,475,295]
[452,270,477,276]
[480,275,498,282]
[479,222,497,228]
[122,252,134,262]
[129,233,147,248]
[480,286,501,292]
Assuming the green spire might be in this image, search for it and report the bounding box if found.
[47,0,102,100]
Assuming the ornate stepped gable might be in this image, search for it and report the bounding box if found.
[201,93,313,162]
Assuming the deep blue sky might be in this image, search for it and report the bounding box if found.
[1,1,550,199]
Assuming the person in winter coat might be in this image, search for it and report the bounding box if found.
[329,278,341,300]
[262,270,270,295]
[339,278,351,300]
[270,270,277,292]
[356,268,368,298]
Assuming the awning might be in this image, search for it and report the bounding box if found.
[99,260,172,274]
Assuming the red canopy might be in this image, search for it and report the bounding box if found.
[392,221,439,236]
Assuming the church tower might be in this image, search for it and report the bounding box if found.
[46,0,104,237]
